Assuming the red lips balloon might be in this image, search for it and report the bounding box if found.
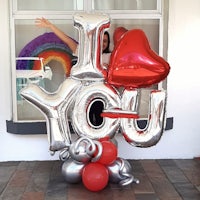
[107,29,170,88]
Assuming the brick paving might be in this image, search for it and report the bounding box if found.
[0,159,200,200]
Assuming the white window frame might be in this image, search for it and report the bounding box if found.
[10,0,167,122]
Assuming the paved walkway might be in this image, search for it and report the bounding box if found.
[0,159,200,200]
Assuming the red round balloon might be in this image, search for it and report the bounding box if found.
[97,140,118,165]
[82,163,109,192]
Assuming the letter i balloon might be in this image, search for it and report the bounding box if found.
[20,12,170,192]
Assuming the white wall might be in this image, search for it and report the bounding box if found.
[119,0,200,159]
[167,0,200,157]
[0,0,200,161]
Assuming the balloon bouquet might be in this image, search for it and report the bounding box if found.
[20,13,170,192]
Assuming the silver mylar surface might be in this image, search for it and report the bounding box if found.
[59,148,70,161]
[70,12,110,80]
[72,82,121,139]
[121,89,167,147]
[69,137,96,163]
[61,158,85,184]
[20,78,82,151]
[107,157,136,186]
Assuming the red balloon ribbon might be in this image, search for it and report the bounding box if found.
[101,109,139,119]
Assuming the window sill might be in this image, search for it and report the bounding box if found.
[6,117,173,135]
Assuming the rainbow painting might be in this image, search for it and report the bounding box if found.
[16,32,78,76]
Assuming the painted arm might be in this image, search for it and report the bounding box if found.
[35,17,78,54]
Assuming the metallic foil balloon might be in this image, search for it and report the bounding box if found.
[91,140,103,163]
[18,12,172,192]
[107,157,139,186]
[72,82,121,139]
[59,148,70,161]
[113,27,128,46]
[62,158,85,184]
[100,88,139,120]
[121,89,167,147]
[69,136,102,163]
[70,12,110,80]
[20,78,82,151]
[111,137,118,147]
[108,29,170,88]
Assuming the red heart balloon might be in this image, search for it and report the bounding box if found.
[107,29,170,88]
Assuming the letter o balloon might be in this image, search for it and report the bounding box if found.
[72,82,121,140]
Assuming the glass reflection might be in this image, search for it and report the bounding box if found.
[93,0,157,10]
[17,0,83,11]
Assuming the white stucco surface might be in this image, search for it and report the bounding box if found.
[0,0,200,161]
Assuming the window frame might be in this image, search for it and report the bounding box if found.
[10,0,167,122]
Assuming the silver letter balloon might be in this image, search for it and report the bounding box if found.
[20,12,170,192]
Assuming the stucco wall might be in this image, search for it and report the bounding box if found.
[0,0,200,161]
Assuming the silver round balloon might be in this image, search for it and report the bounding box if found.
[20,78,82,152]
[69,137,102,163]
[121,89,167,147]
[70,13,110,81]
[107,157,139,186]
[72,82,121,140]
[61,158,85,184]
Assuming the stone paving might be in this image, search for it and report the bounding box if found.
[0,159,200,200]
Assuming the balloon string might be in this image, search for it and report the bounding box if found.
[59,148,70,161]
[74,136,96,156]
[119,158,140,186]
[91,140,102,162]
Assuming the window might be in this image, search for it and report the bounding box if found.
[93,0,158,10]
[10,0,168,123]
[16,0,78,11]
